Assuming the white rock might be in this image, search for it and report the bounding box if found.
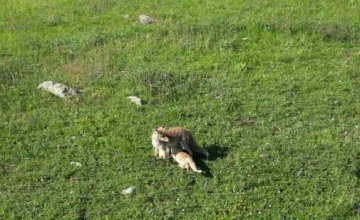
[70,161,82,167]
[127,96,142,105]
[121,186,135,195]
[37,81,81,98]
[139,14,154,24]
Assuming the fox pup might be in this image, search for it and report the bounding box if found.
[151,126,209,159]
[155,146,202,173]
[171,146,202,173]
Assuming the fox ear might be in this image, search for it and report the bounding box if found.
[156,126,166,132]
[153,128,163,134]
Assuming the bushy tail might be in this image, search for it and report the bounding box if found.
[190,143,209,157]
[188,134,210,157]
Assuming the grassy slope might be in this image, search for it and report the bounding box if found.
[1,0,360,218]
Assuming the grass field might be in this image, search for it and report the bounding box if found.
[1,0,360,218]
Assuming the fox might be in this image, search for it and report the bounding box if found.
[152,127,171,160]
[151,126,210,159]
[171,147,202,173]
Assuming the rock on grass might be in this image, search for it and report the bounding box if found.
[70,161,82,167]
[127,96,142,105]
[38,81,81,98]
[139,14,154,24]
[121,186,135,195]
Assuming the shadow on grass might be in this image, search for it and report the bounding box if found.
[203,144,229,161]
[194,144,229,178]
[194,159,213,178]
[353,152,360,180]
[355,169,360,180]
[352,153,360,214]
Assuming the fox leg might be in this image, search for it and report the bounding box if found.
[160,150,168,166]
[165,148,171,160]
[154,147,159,158]
[153,148,160,162]
[159,148,169,160]
[179,163,190,171]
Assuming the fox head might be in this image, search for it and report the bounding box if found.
[152,127,169,142]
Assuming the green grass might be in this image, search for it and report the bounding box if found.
[2,0,360,218]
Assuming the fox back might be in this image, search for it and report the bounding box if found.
[161,127,195,146]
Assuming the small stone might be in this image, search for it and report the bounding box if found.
[139,14,154,24]
[356,206,360,213]
[122,186,135,195]
[127,96,142,105]
[38,81,81,98]
[70,161,82,167]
